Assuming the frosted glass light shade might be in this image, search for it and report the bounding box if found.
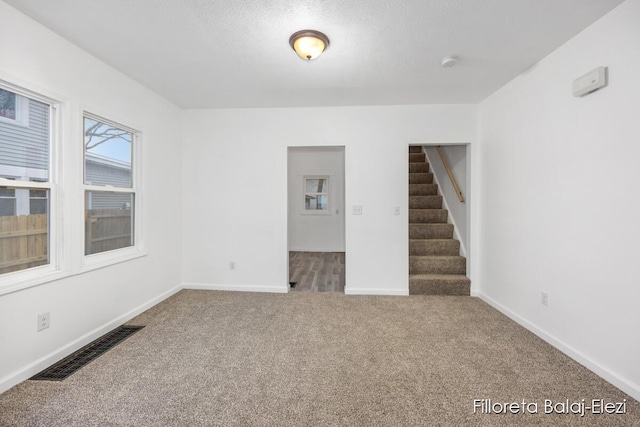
[289,30,330,61]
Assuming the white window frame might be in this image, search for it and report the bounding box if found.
[302,175,331,215]
[0,89,30,127]
[0,81,64,296]
[81,111,144,271]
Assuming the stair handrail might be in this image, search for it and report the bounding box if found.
[436,146,464,203]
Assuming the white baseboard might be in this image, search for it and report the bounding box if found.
[345,287,409,296]
[182,282,289,294]
[0,284,183,395]
[477,292,640,402]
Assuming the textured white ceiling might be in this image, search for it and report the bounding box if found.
[4,0,625,108]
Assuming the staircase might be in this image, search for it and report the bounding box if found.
[408,146,470,295]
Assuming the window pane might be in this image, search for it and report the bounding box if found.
[305,194,328,210]
[0,198,16,216]
[0,188,16,197]
[0,188,49,275]
[305,178,327,193]
[85,191,134,255]
[0,89,17,120]
[29,199,47,215]
[0,89,50,181]
[28,183,47,217]
[84,117,132,187]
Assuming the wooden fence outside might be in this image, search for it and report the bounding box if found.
[0,209,132,276]
[0,214,48,276]
[85,209,132,255]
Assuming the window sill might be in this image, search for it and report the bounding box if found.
[300,210,332,216]
[81,247,147,274]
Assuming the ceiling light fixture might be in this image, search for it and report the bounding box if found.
[441,56,458,68]
[289,30,330,61]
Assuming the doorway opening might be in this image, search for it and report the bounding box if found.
[408,143,471,295]
[287,146,345,292]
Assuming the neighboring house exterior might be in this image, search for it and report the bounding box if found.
[0,90,131,215]
[85,153,132,210]
[0,92,49,216]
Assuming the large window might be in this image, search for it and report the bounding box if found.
[0,86,52,276]
[83,114,138,256]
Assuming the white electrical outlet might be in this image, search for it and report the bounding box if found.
[38,312,50,331]
[394,206,400,215]
[352,205,363,215]
[229,261,236,270]
[541,292,549,307]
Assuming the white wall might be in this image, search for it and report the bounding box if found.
[477,0,640,400]
[424,145,469,257]
[182,105,475,295]
[2,0,636,405]
[288,147,345,252]
[0,2,182,393]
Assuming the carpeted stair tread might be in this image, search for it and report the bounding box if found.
[409,163,430,173]
[409,224,454,239]
[409,209,448,223]
[408,146,423,153]
[409,184,438,195]
[410,239,460,255]
[409,255,466,275]
[409,153,426,163]
[409,173,434,184]
[409,195,442,209]
[409,274,471,295]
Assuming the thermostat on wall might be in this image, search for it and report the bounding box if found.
[572,66,607,97]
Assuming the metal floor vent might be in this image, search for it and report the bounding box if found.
[31,325,144,381]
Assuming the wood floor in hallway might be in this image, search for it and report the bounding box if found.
[289,252,345,293]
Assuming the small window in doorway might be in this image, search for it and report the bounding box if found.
[303,176,329,213]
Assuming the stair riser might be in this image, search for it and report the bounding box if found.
[409,196,442,209]
[409,153,426,163]
[409,184,438,196]
[409,224,453,239]
[409,163,429,173]
[409,277,471,296]
[409,257,466,275]
[409,146,423,154]
[409,240,460,256]
[409,173,434,184]
[409,210,448,223]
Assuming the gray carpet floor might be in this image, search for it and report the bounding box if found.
[0,290,638,426]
